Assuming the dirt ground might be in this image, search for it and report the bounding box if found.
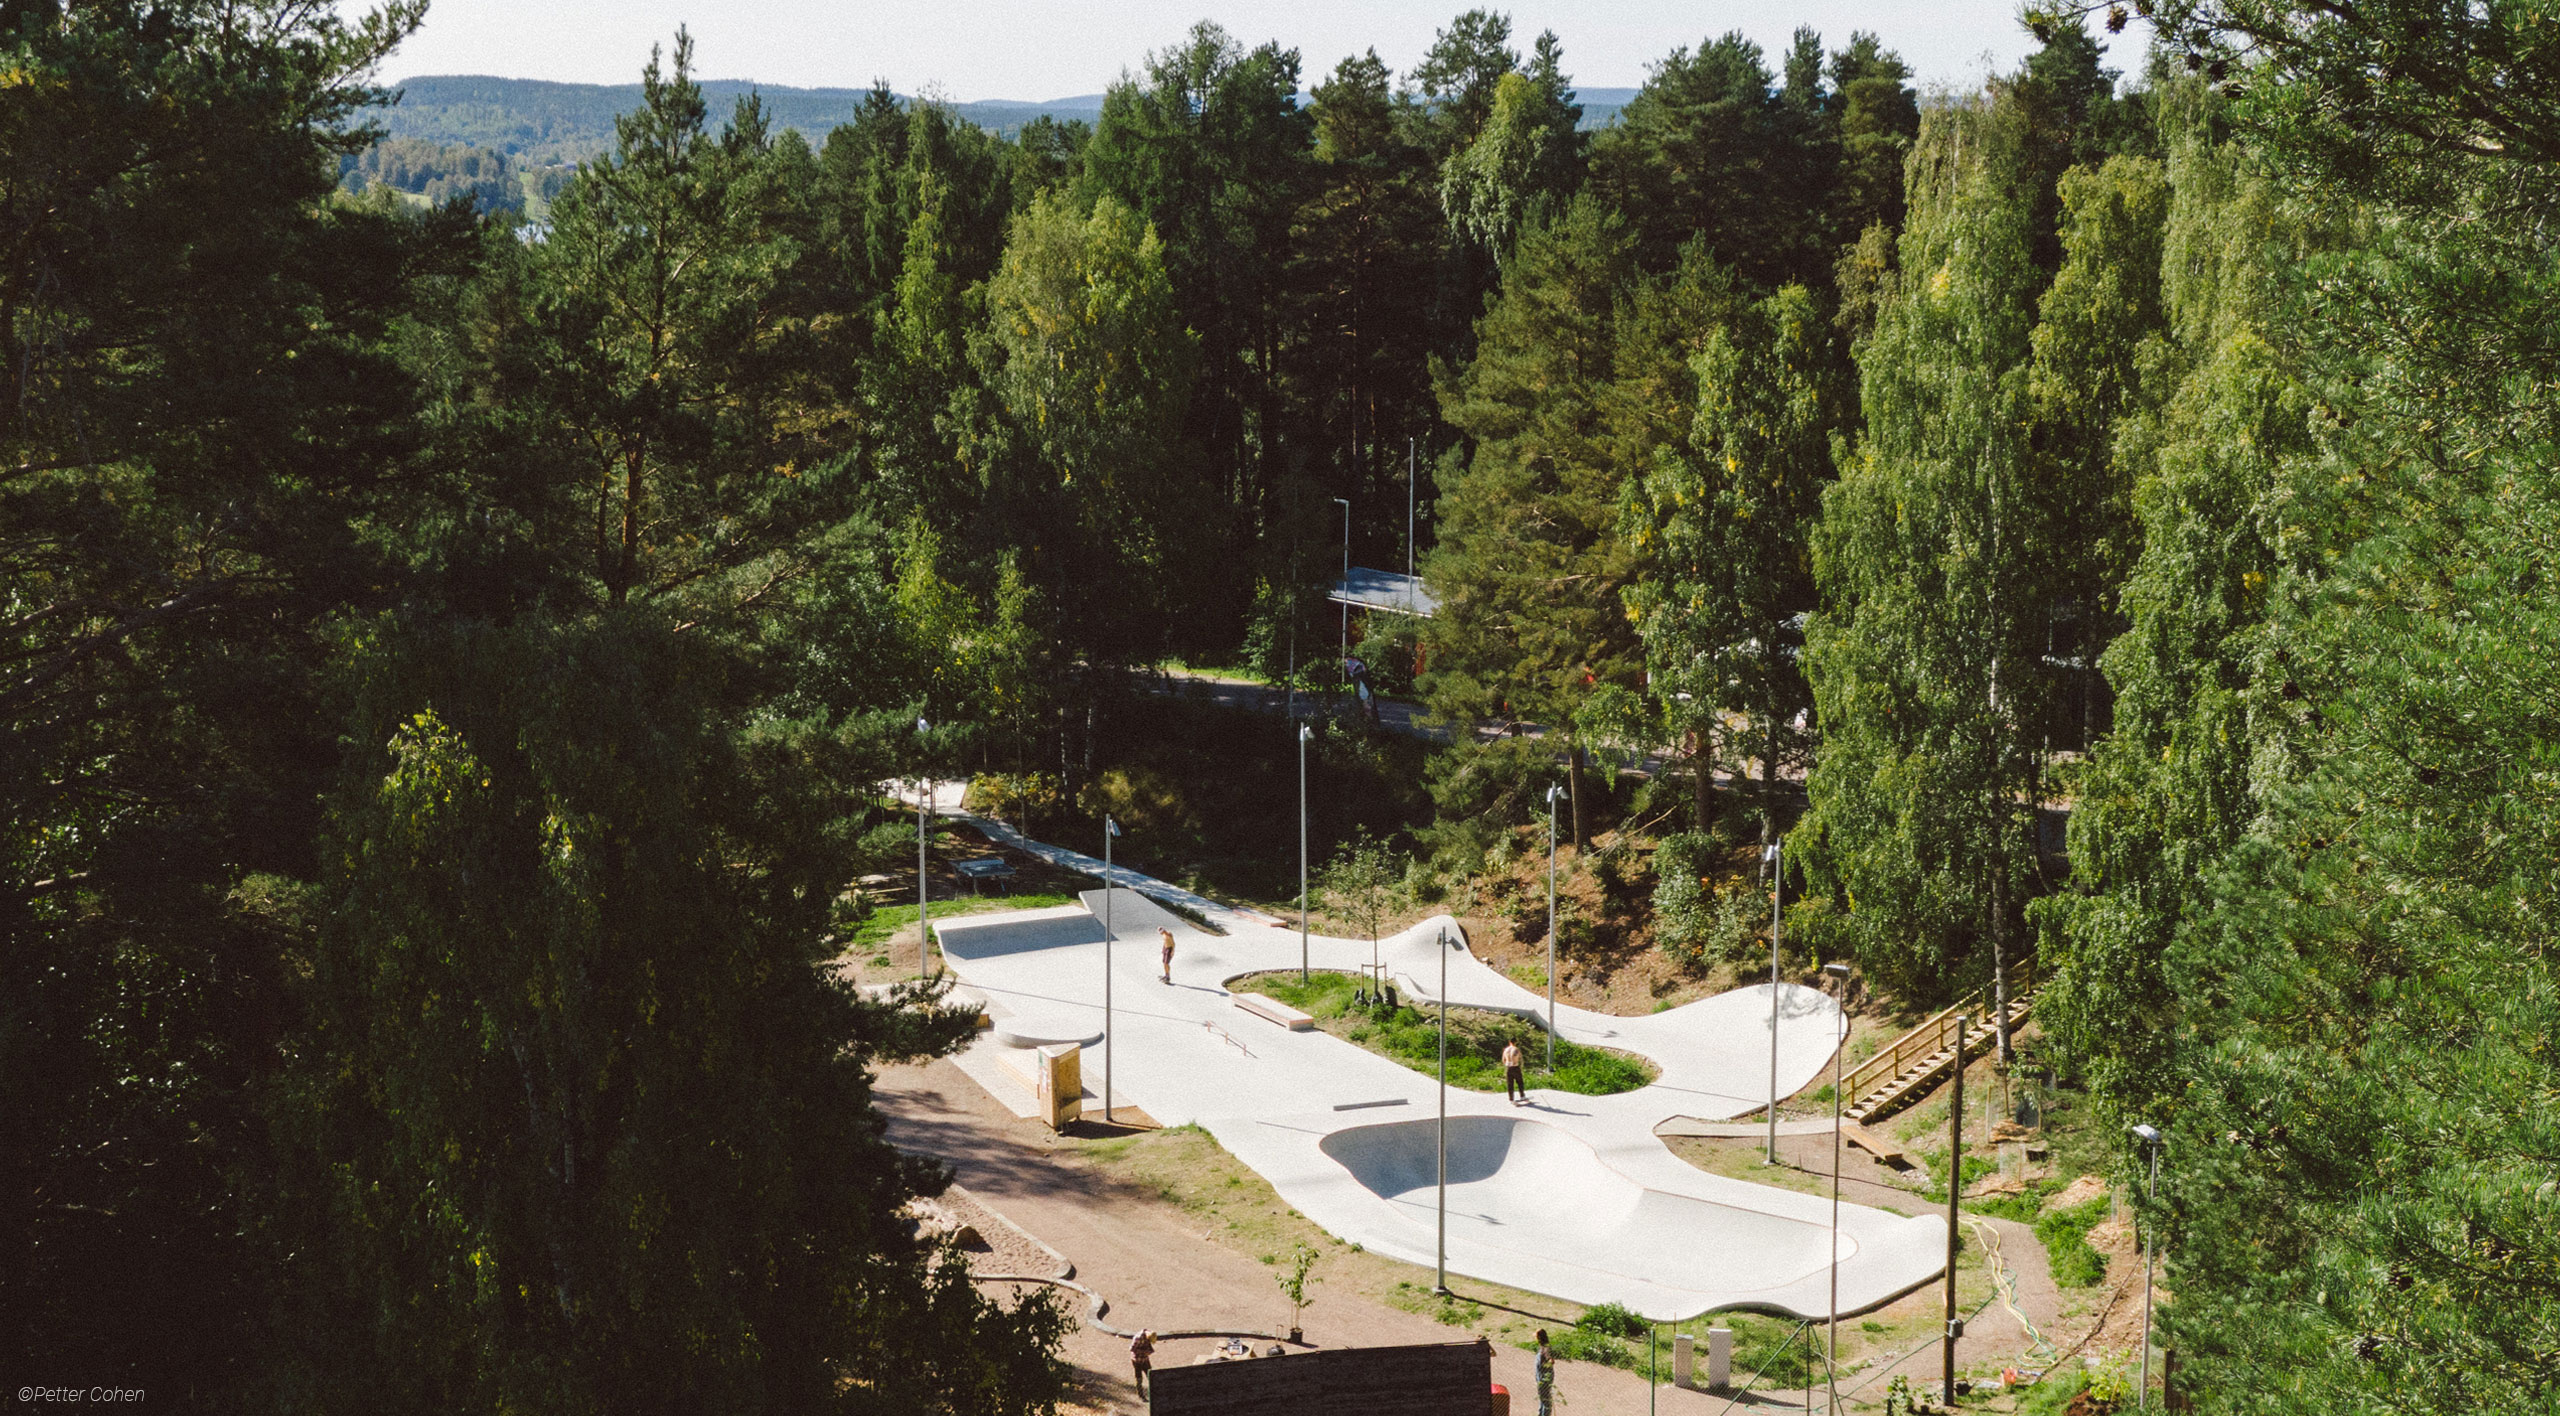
[883,1055,1811,1414]
[875,1052,2141,1414]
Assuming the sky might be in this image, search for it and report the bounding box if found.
[377,1,2103,100]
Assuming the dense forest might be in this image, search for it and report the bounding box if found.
[5,0,2555,1412]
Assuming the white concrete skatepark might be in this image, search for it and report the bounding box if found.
[902,787,1949,1324]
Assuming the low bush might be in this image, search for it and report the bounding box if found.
[1577,1302,1645,1339]
[2034,1196,2112,1288]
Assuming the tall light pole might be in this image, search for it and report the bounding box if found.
[1103,814,1121,1123]
[2132,1124,2164,1409]
[1765,836,1785,1165]
[1298,723,1313,984]
[1544,783,1563,1072]
[1434,926,1450,1295]
[1823,961,1852,1415]
[1406,438,1416,607]
[1943,1014,1967,1408]
[1332,496,1351,658]
[916,718,932,979]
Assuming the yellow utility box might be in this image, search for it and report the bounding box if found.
[1033,1043,1082,1130]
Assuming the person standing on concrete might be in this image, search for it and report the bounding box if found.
[1502,1039,1527,1104]
[1158,927,1176,984]
[1129,1329,1156,1396]
[1534,1329,1555,1416]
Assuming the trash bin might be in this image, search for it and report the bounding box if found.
[1488,1382,1510,1416]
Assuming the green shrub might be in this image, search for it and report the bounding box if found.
[966,771,1063,826]
[1541,1326,1630,1368]
[2034,1196,2113,1288]
[1914,1148,2001,1205]
[1577,1302,1645,1339]
[852,819,919,875]
[1654,832,1715,962]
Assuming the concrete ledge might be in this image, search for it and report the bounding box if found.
[1234,993,1314,1030]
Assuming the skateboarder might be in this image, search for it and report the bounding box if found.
[1502,1039,1527,1104]
[1159,927,1176,984]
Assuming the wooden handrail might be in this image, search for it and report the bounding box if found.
[1840,958,2036,1104]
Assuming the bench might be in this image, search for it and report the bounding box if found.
[1841,1120,1908,1167]
[1233,993,1314,1031]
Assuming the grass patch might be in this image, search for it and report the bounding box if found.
[1912,1146,2001,1205]
[2034,1195,2112,1288]
[840,893,1082,954]
[1236,970,1655,1096]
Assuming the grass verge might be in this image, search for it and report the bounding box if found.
[1233,970,1654,1096]
[839,893,1083,958]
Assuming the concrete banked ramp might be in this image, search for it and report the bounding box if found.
[929,884,1947,1321]
[1322,1117,1814,1284]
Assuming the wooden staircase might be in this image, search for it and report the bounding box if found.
[1840,963,2035,1127]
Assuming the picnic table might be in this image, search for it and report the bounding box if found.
[952,857,1016,895]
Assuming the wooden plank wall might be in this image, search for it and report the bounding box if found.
[1148,1339,1494,1416]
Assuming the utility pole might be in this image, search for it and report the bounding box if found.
[1406,438,1416,608]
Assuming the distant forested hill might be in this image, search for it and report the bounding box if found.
[368,75,1109,164]
[368,74,1633,166]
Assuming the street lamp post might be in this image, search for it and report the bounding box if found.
[1943,1014,1968,1407]
[1823,961,1852,1414]
[2132,1124,2164,1409]
[1103,814,1121,1123]
[1544,783,1563,1072]
[1406,438,1416,604]
[1435,926,1450,1295]
[1333,496,1351,658]
[1298,723,1312,984]
[916,718,932,979]
[1765,836,1785,1165]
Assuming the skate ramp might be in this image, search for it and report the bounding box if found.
[1319,1116,1841,1303]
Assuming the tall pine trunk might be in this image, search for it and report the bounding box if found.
[1690,725,1715,834]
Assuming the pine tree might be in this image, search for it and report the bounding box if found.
[1422,194,1637,846]
[1288,49,1439,554]
[272,617,1066,1414]
[529,32,824,614]
[1588,31,1833,285]
[0,2,440,1397]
